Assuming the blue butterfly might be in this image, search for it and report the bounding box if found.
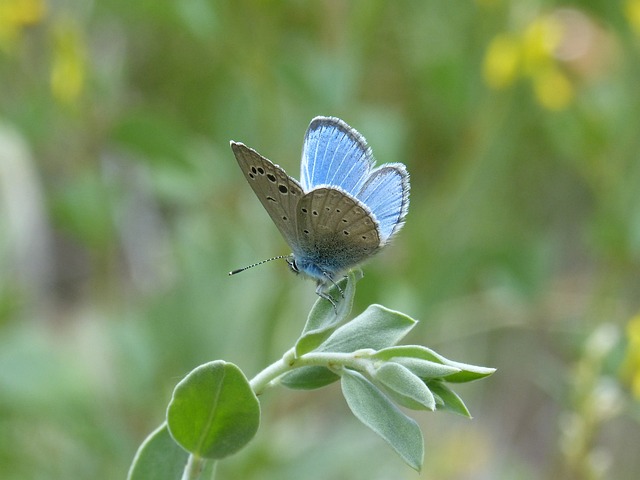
[230,116,410,306]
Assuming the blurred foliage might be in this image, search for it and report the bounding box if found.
[1,0,640,478]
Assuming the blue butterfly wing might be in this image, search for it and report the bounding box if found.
[300,117,374,195]
[355,164,410,244]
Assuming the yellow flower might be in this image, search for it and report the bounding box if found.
[625,0,640,36]
[0,0,46,51]
[483,34,520,89]
[50,18,85,104]
[621,314,640,399]
[532,67,574,111]
[483,12,574,111]
[521,15,563,76]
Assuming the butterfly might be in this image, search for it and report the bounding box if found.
[230,116,410,306]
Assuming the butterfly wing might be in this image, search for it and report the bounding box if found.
[355,164,410,244]
[232,117,409,288]
[300,117,374,196]
[231,141,303,248]
[294,187,380,277]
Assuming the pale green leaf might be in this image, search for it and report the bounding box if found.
[373,363,436,411]
[318,305,416,353]
[374,345,495,382]
[392,357,460,378]
[295,270,360,356]
[280,366,339,390]
[341,369,424,471]
[427,380,472,418]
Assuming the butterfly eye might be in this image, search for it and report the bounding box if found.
[287,258,299,273]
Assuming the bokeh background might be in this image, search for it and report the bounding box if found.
[1,0,640,478]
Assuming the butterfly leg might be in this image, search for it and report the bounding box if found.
[322,272,344,298]
[315,272,346,311]
[315,283,338,310]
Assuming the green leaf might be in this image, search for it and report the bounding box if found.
[438,363,496,383]
[295,270,360,356]
[427,380,472,418]
[127,423,188,480]
[279,366,340,390]
[373,345,495,383]
[391,357,460,378]
[341,370,424,471]
[373,345,443,362]
[167,361,260,459]
[318,305,417,353]
[373,363,436,411]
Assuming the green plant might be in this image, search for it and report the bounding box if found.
[127,271,494,479]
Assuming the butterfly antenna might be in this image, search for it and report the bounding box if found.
[228,255,291,276]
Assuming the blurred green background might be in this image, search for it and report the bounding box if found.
[1,0,640,478]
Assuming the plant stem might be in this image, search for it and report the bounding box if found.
[181,454,208,480]
[249,348,374,395]
[249,348,296,395]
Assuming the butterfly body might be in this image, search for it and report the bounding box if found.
[231,116,409,302]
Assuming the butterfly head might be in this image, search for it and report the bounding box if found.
[286,255,334,281]
[286,256,299,275]
[287,255,345,309]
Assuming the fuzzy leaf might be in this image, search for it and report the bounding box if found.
[392,357,460,378]
[341,369,424,471]
[373,363,436,411]
[427,380,472,418]
[280,366,339,390]
[318,305,416,353]
[295,270,360,356]
[374,345,495,383]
